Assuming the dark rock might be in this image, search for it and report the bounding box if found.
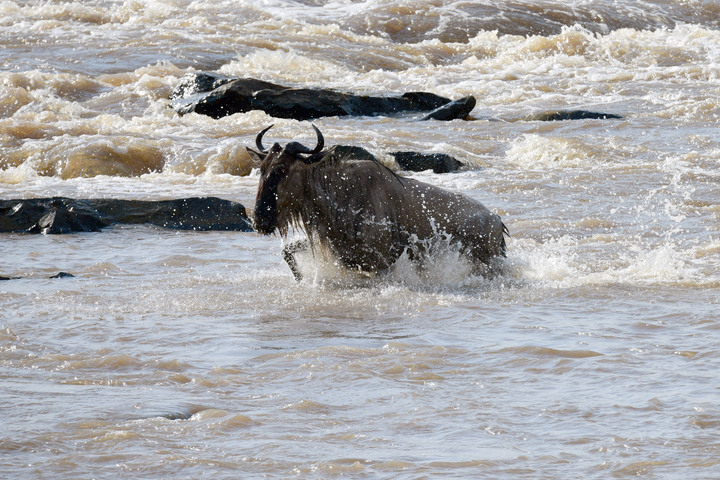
[323,145,379,163]
[391,152,463,173]
[318,145,463,174]
[171,73,622,123]
[421,96,476,121]
[319,145,463,174]
[1,273,75,280]
[0,197,252,234]
[49,272,75,278]
[171,73,464,121]
[399,92,451,111]
[529,110,624,121]
[250,86,350,120]
[91,197,253,231]
[0,197,110,234]
[158,411,194,421]
[168,72,235,101]
[29,199,110,234]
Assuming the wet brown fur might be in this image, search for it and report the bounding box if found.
[249,128,507,276]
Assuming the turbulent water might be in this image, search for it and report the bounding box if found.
[2,1,720,478]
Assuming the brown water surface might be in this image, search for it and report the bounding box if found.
[1,1,719,478]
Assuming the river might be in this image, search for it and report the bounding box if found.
[1,1,719,478]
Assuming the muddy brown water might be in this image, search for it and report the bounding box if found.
[1,1,719,478]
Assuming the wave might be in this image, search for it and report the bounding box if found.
[2,1,718,46]
[244,0,720,42]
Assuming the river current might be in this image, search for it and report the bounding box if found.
[1,1,719,478]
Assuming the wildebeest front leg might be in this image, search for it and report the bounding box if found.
[282,239,310,281]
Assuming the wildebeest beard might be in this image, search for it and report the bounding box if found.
[253,166,286,235]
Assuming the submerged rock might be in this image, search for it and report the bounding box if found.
[322,145,464,173]
[0,197,252,234]
[528,110,624,121]
[169,72,236,101]
[157,411,195,421]
[170,72,622,123]
[30,203,108,234]
[49,272,75,278]
[421,96,476,121]
[170,72,468,121]
[321,145,379,163]
[1,272,75,281]
[391,151,463,173]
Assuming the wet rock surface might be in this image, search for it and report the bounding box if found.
[528,110,624,121]
[390,151,463,173]
[170,72,467,121]
[0,197,252,234]
[1,272,75,281]
[421,96,476,121]
[170,72,622,123]
[324,145,464,173]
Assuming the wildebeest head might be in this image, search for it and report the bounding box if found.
[247,124,324,234]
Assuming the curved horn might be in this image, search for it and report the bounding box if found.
[255,124,274,153]
[287,124,325,155]
[309,124,324,154]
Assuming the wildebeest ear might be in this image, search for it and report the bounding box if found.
[246,147,265,166]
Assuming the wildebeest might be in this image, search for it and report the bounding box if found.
[247,125,508,281]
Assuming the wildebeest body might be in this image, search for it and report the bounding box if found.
[249,126,507,279]
[282,154,505,272]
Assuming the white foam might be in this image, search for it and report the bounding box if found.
[283,230,505,293]
[509,235,717,289]
[504,134,599,169]
[219,49,359,88]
